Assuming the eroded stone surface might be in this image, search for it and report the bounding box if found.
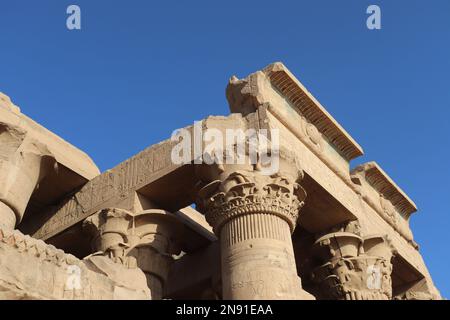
[83,208,182,299]
[0,227,150,300]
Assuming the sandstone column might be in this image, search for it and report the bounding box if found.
[83,208,182,299]
[0,121,55,229]
[196,153,313,299]
[312,222,394,300]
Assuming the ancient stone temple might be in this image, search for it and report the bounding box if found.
[0,63,441,300]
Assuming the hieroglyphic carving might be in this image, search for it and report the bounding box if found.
[33,139,179,240]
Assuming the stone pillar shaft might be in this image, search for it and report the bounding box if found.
[220,213,301,299]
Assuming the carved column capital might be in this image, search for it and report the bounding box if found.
[83,208,182,299]
[196,150,306,235]
[197,169,306,235]
[83,208,135,265]
[312,223,394,300]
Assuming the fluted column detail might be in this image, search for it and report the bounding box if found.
[196,153,314,300]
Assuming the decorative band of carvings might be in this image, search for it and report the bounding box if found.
[265,104,414,245]
[0,227,80,267]
[221,213,291,246]
[263,62,364,161]
[197,171,306,235]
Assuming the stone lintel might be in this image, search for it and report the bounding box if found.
[28,115,247,241]
[352,161,417,219]
[28,137,184,240]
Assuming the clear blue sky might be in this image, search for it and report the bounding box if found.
[1,1,449,297]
